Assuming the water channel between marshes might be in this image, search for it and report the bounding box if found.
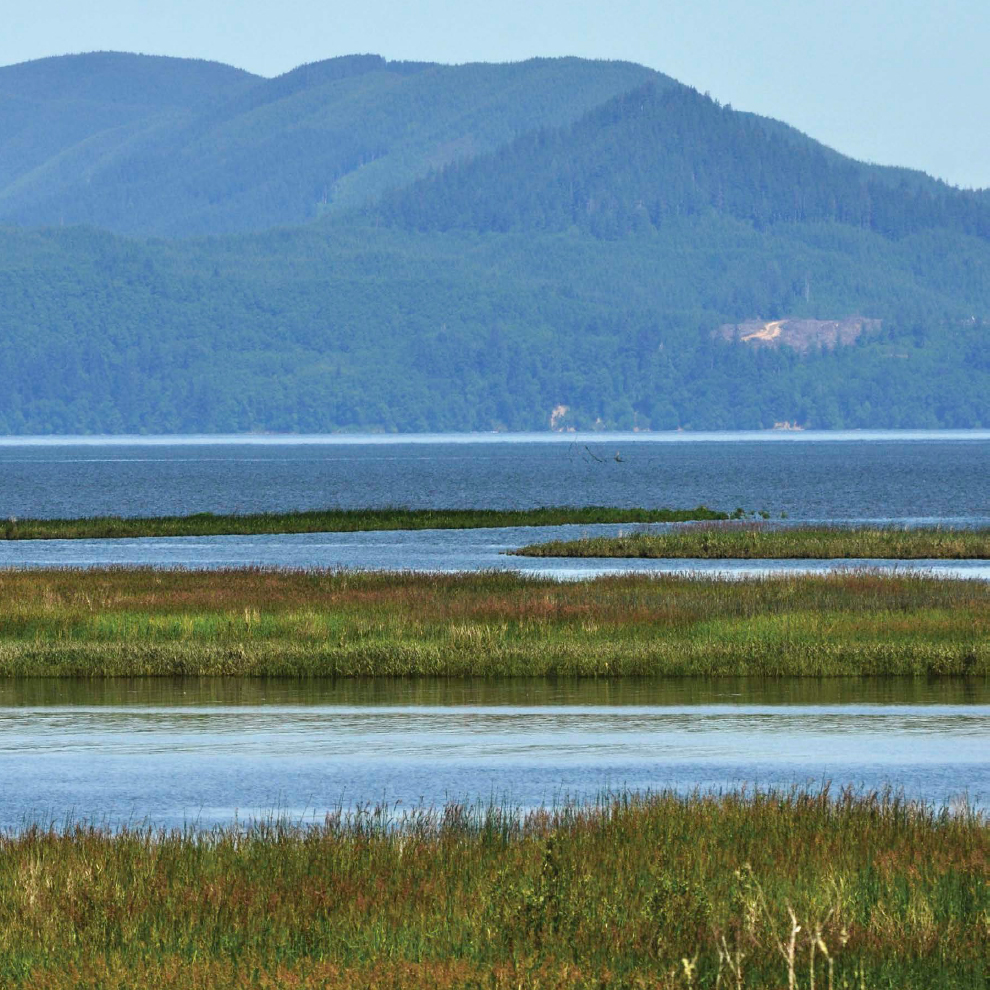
[3,431,990,575]
[1,434,989,830]
[1,678,986,830]
[4,522,990,577]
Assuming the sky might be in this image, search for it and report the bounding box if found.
[4,0,989,189]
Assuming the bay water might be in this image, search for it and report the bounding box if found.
[0,432,987,826]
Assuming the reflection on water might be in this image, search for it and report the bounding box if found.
[1,679,986,829]
[2,676,986,709]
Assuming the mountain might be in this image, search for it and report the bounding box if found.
[0,53,665,235]
[377,84,990,242]
[0,53,259,218]
[2,213,987,434]
[0,53,987,434]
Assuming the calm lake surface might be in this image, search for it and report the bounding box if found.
[1,679,986,829]
[1,433,988,825]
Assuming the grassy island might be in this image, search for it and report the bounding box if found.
[512,524,990,560]
[0,568,986,677]
[0,791,985,989]
[0,506,725,541]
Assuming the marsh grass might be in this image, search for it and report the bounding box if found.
[511,523,990,559]
[0,790,985,988]
[0,506,725,541]
[0,568,987,676]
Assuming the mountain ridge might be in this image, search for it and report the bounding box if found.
[0,53,668,235]
[376,83,990,241]
[2,52,985,237]
[0,51,987,433]
[0,51,260,108]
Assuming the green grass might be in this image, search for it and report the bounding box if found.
[0,568,988,676]
[512,523,990,559]
[0,790,985,989]
[0,506,726,541]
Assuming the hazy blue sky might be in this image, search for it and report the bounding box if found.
[5,1,988,188]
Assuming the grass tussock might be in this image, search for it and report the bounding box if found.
[512,523,990,559]
[0,568,988,676]
[0,791,985,988]
[0,506,725,541]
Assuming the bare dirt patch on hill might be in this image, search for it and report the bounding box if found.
[719,317,881,353]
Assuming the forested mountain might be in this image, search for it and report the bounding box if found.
[2,214,987,433]
[0,53,664,235]
[379,84,990,242]
[0,53,988,433]
[0,51,257,107]
[0,53,259,217]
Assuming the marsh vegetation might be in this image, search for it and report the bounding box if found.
[513,524,990,559]
[0,790,984,988]
[0,506,725,541]
[0,568,986,676]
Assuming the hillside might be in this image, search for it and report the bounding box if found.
[378,84,990,242]
[0,52,259,210]
[0,54,665,236]
[1,213,987,433]
[0,53,987,433]
[2,52,980,239]
[0,51,257,107]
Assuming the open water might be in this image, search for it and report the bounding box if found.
[0,431,987,826]
[2,431,989,521]
[1,679,986,829]
[1,430,989,574]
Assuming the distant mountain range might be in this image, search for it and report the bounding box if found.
[0,52,987,433]
[0,52,669,235]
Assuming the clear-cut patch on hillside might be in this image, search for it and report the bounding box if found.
[718,317,882,353]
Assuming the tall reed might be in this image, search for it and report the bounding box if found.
[0,790,984,988]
